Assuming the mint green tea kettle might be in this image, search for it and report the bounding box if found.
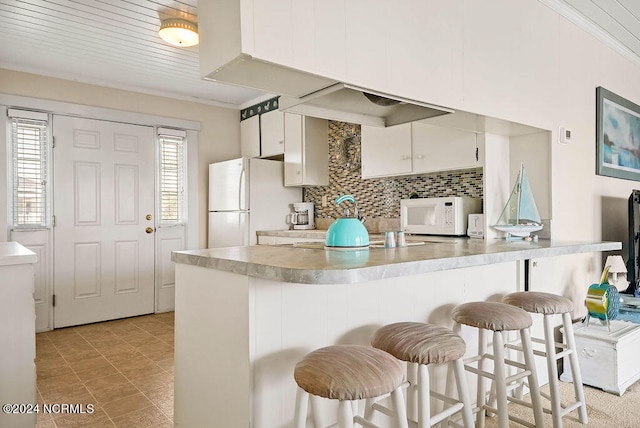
[325,195,370,248]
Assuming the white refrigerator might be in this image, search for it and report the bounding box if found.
[208,158,302,248]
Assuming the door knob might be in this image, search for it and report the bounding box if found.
[146,227,154,234]
[146,214,152,221]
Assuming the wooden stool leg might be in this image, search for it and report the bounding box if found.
[520,327,545,428]
[390,387,410,428]
[407,361,419,422]
[563,312,588,424]
[310,394,325,428]
[294,387,309,428]
[417,363,431,428]
[453,358,475,428]
[476,327,488,428]
[338,400,354,428]
[492,331,509,428]
[543,314,563,428]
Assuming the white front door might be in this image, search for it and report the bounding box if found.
[52,115,156,328]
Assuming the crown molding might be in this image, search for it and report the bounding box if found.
[538,0,640,68]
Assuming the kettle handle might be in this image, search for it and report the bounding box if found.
[335,195,355,205]
[336,195,359,218]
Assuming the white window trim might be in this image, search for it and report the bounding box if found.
[158,128,187,227]
[7,109,51,230]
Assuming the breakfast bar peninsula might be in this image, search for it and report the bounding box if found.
[171,238,619,428]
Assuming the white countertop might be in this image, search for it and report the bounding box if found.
[172,238,621,284]
[0,242,38,266]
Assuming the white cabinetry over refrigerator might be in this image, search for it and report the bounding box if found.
[240,110,285,159]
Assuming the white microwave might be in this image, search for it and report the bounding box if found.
[400,197,482,236]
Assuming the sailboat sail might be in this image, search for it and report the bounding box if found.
[493,164,543,237]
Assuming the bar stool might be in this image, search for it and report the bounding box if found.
[293,344,409,428]
[502,291,588,428]
[370,322,475,428]
[451,301,545,428]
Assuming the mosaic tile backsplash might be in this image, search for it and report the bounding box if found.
[303,121,483,222]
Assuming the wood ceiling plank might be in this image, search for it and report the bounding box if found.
[563,0,640,54]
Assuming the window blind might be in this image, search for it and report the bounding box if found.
[10,116,49,228]
[158,132,186,225]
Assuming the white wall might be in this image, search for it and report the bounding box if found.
[0,68,241,248]
[299,0,637,307]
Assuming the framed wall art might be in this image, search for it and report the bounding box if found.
[596,86,640,181]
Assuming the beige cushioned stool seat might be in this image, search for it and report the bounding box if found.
[371,322,466,365]
[502,291,574,315]
[452,301,532,331]
[294,345,404,401]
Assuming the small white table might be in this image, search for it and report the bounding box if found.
[561,320,640,396]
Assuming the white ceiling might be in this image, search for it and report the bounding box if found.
[0,0,266,109]
[0,1,638,111]
[543,0,640,67]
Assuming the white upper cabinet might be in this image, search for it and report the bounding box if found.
[361,122,482,179]
[259,110,285,158]
[284,114,329,186]
[361,124,412,178]
[240,109,285,159]
[240,114,260,158]
[411,122,480,173]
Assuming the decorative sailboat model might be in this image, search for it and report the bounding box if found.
[493,163,543,238]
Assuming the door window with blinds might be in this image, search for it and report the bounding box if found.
[8,109,50,229]
[158,128,186,225]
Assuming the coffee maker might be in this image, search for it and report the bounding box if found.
[290,202,315,230]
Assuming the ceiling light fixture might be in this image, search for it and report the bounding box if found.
[159,18,199,47]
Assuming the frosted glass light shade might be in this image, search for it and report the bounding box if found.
[159,19,199,47]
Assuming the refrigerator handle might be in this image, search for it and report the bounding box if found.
[239,167,246,211]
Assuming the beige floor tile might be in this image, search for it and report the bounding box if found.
[36,364,75,381]
[111,405,172,428]
[51,408,114,427]
[122,333,158,347]
[110,355,156,372]
[83,373,130,393]
[36,312,175,426]
[144,385,174,418]
[60,345,100,363]
[89,381,140,405]
[99,345,138,360]
[36,410,54,427]
[120,362,167,382]
[35,416,56,428]
[129,371,173,393]
[37,372,82,393]
[70,355,112,372]
[40,384,96,407]
[155,357,174,372]
[101,392,154,419]
[74,363,120,382]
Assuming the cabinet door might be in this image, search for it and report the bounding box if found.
[260,110,285,158]
[284,114,303,186]
[411,122,478,173]
[241,115,260,158]
[361,123,412,178]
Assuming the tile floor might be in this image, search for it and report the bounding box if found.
[35,312,174,428]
